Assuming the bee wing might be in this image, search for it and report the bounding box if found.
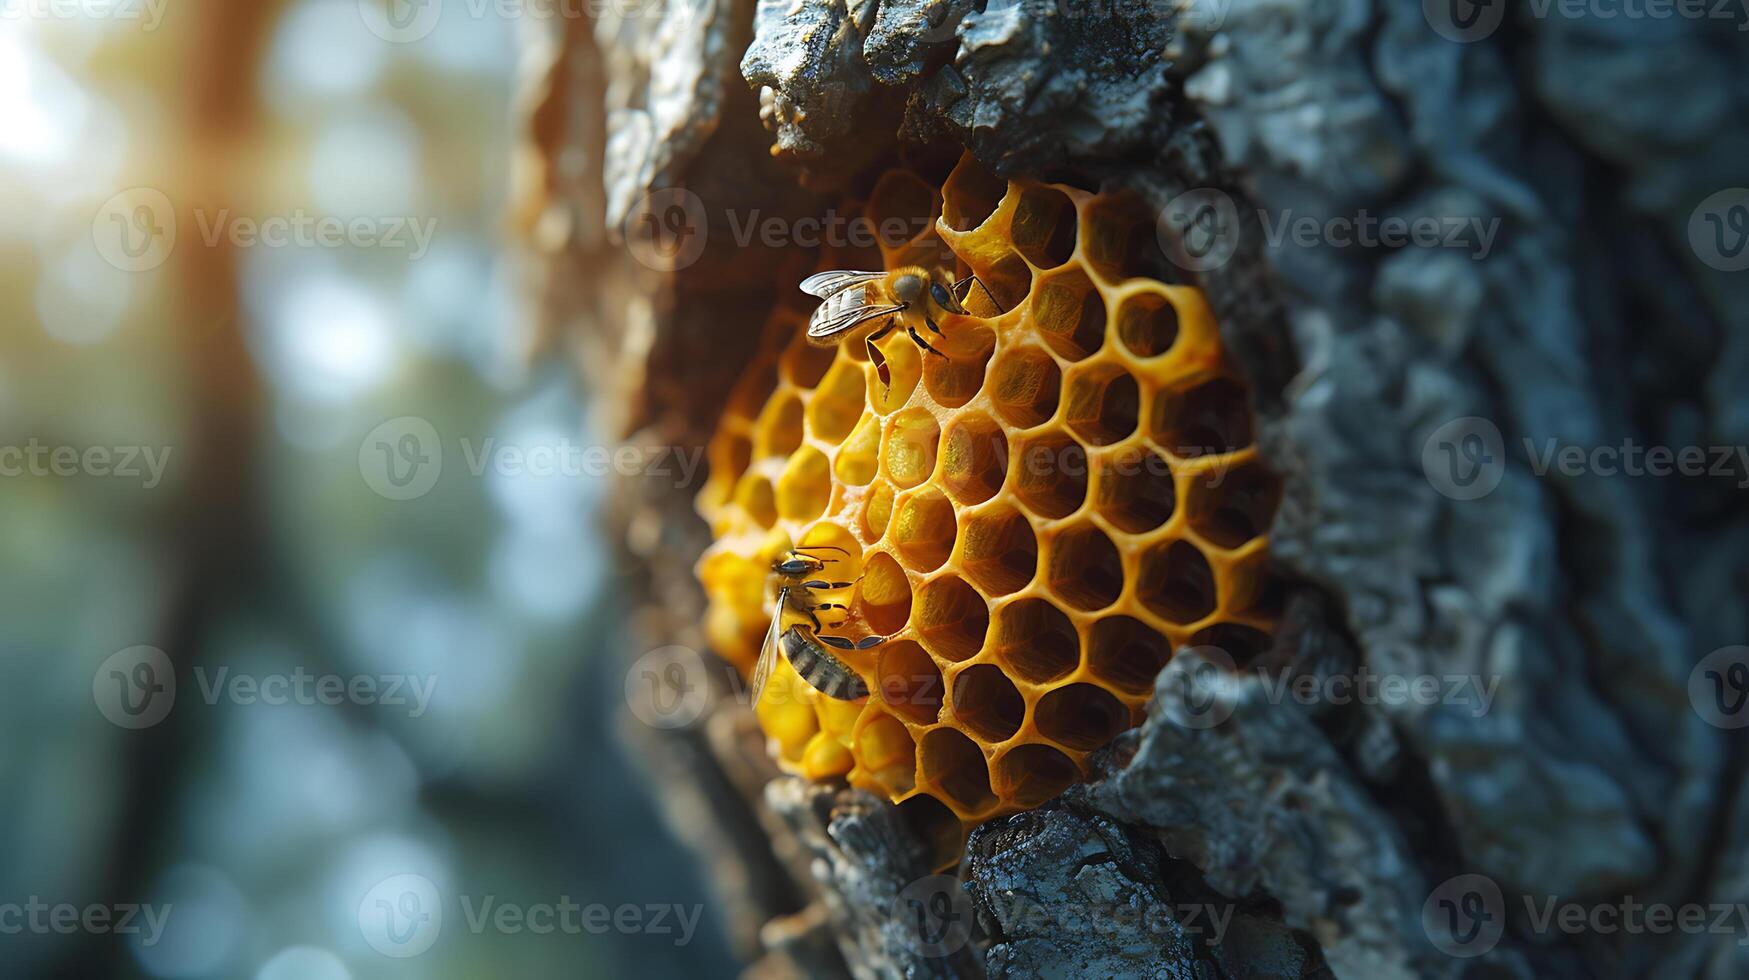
[799,270,885,299]
[749,599,784,710]
[807,286,905,341]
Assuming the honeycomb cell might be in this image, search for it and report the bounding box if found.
[1035,683,1129,751]
[734,473,777,528]
[1087,615,1170,694]
[776,447,831,521]
[858,711,918,797]
[835,412,882,486]
[996,744,1078,808]
[1031,268,1105,361]
[1115,290,1180,359]
[695,159,1281,859]
[941,156,1007,232]
[863,481,894,539]
[920,728,996,811]
[952,664,1024,742]
[1186,457,1281,549]
[1094,448,1175,533]
[940,412,1008,506]
[959,503,1038,596]
[1153,376,1252,458]
[891,488,957,572]
[1011,185,1077,270]
[884,407,941,489]
[1064,363,1140,447]
[808,359,867,443]
[915,574,988,662]
[1012,432,1088,520]
[988,346,1062,429]
[756,391,805,458]
[1045,523,1124,612]
[989,597,1079,683]
[858,551,914,636]
[1137,539,1217,624]
[878,640,944,724]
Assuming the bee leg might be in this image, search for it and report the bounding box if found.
[924,312,944,337]
[908,325,946,358]
[855,635,886,650]
[867,338,892,392]
[803,580,855,592]
[816,635,857,650]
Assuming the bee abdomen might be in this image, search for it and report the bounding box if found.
[780,626,870,701]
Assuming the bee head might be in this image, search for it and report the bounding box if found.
[929,279,968,315]
[892,273,924,306]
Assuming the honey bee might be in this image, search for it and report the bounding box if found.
[800,267,986,390]
[750,546,881,706]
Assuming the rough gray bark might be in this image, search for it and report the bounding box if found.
[521,0,1749,976]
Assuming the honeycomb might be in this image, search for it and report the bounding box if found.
[696,155,1281,865]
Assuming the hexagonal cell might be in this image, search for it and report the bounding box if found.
[989,597,1079,683]
[1152,376,1252,458]
[776,447,831,522]
[940,412,1008,506]
[1187,622,1274,667]
[1011,185,1077,270]
[726,358,779,421]
[914,575,989,663]
[923,336,995,410]
[896,792,966,869]
[1063,363,1140,447]
[878,640,944,724]
[989,347,1061,430]
[884,407,941,489]
[1087,615,1170,694]
[1082,192,1165,283]
[1030,268,1106,361]
[1186,458,1281,549]
[710,432,753,488]
[857,550,914,636]
[868,171,941,249]
[942,155,1007,232]
[996,744,1078,808]
[891,488,957,573]
[1012,432,1088,520]
[1035,683,1129,752]
[867,334,923,415]
[1136,539,1217,624]
[754,390,805,458]
[808,358,867,444]
[920,727,996,812]
[858,711,918,797]
[781,339,837,388]
[960,504,1038,597]
[734,473,777,528]
[982,250,1034,313]
[835,412,882,486]
[1094,448,1175,533]
[863,481,894,539]
[951,663,1024,743]
[1044,523,1123,612]
[1115,290,1180,359]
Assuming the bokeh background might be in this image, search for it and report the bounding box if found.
[1,4,734,977]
